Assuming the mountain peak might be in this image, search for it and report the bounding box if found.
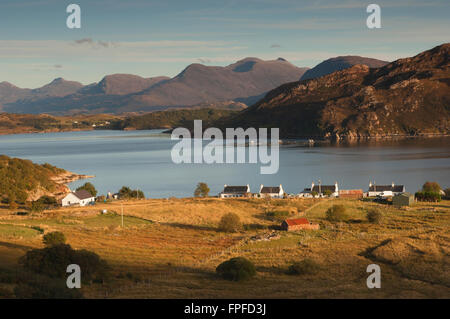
[301,55,389,81]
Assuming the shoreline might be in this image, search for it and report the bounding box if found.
[1,127,449,143]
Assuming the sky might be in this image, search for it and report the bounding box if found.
[0,0,449,88]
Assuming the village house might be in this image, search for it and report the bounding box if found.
[61,190,95,207]
[219,185,250,198]
[281,218,319,231]
[368,182,405,197]
[258,184,285,198]
[299,181,339,197]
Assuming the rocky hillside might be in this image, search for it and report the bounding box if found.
[0,155,89,203]
[1,58,308,115]
[300,56,388,81]
[214,43,450,139]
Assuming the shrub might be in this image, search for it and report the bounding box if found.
[323,190,332,196]
[311,191,318,197]
[288,259,321,275]
[194,182,210,197]
[43,231,66,247]
[415,191,441,202]
[216,257,256,281]
[422,182,441,193]
[218,213,242,232]
[366,208,382,224]
[30,200,45,213]
[19,244,109,283]
[76,182,97,197]
[37,195,58,207]
[325,204,348,222]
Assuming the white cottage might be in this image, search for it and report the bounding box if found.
[220,185,250,198]
[367,182,405,197]
[299,181,339,197]
[258,184,284,198]
[61,190,95,207]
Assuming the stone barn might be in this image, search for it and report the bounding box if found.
[393,192,414,207]
[281,218,319,231]
[339,189,363,199]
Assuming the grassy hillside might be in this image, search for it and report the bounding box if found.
[0,197,448,298]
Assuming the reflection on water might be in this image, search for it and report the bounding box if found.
[0,130,448,198]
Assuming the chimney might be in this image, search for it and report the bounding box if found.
[392,181,395,188]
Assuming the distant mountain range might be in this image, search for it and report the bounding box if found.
[0,58,310,115]
[212,43,450,139]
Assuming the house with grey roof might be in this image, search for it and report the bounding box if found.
[367,182,405,197]
[299,181,339,197]
[220,185,250,198]
[61,190,96,207]
[258,184,284,198]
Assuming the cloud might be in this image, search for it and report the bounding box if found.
[73,38,117,48]
[270,44,281,48]
[197,58,212,64]
[74,38,94,45]
[54,64,63,69]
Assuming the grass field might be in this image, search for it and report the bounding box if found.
[0,197,448,298]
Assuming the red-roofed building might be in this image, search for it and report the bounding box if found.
[281,218,319,231]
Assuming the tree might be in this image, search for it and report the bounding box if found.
[194,182,210,197]
[119,186,144,199]
[415,191,441,202]
[76,182,97,197]
[326,204,348,222]
[218,213,242,232]
[216,257,256,281]
[43,231,66,247]
[119,186,132,198]
[422,182,441,193]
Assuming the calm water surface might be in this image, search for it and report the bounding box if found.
[0,130,449,198]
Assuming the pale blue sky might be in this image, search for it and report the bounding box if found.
[0,0,449,88]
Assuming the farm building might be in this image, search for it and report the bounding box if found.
[220,185,250,198]
[393,193,415,207]
[61,190,95,207]
[281,218,319,231]
[339,189,363,199]
[258,184,284,198]
[368,182,405,197]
